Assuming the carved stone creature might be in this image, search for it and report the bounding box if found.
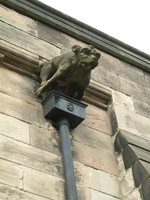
[36,45,101,100]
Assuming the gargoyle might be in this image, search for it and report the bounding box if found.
[36,45,101,100]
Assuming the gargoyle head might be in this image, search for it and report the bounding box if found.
[72,45,101,71]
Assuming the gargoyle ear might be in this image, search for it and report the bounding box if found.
[96,52,101,59]
[72,45,81,54]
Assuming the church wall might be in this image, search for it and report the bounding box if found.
[0,3,150,200]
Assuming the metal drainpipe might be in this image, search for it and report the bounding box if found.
[42,91,87,200]
[57,118,77,200]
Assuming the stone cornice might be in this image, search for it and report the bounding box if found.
[0,45,111,109]
[0,0,112,109]
[0,42,41,76]
[1,0,150,73]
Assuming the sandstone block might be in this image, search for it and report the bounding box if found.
[72,141,119,176]
[112,90,134,111]
[116,62,145,86]
[125,188,142,200]
[23,167,65,200]
[116,154,126,176]
[133,99,150,118]
[74,161,100,190]
[0,183,49,200]
[111,104,150,140]
[72,124,114,152]
[98,170,120,198]
[144,86,150,101]
[0,92,49,129]
[144,71,150,87]
[0,5,38,36]
[77,186,91,200]
[37,21,71,49]
[0,67,36,105]
[90,189,120,200]
[100,53,145,86]
[119,76,148,103]
[0,135,63,178]
[0,113,29,143]
[29,124,60,155]
[92,66,120,90]
[0,21,60,59]
[83,104,112,135]
[0,159,22,188]
[121,168,134,197]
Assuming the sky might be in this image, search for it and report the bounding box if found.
[38,0,150,55]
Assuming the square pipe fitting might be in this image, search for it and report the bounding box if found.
[42,91,87,128]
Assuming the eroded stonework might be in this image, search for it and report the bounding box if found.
[36,45,101,100]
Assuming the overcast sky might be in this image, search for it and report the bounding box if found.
[39,0,150,55]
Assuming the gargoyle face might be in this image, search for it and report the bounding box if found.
[72,45,101,70]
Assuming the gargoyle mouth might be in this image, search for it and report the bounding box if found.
[80,60,98,70]
[90,60,98,69]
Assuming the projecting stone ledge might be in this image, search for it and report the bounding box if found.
[114,130,150,200]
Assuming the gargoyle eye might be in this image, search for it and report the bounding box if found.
[94,53,101,59]
[81,48,91,55]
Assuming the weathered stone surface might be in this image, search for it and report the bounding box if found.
[121,168,135,197]
[0,5,38,36]
[83,104,112,135]
[0,159,22,188]
[72,141,119,176]
[0,92,49,129]
[0,113,29,143]
[0,40,39,59]
[116,154,142,200]
[92,66,120,90]
[111,104,150,140]
[0,134,63,178]
[29,124,60,155]
[74,161,100,190]
[100,52,145,86]
[90,189,119,200]
[125,188,142,200]
[0,21,60,59]
[98,170,120,198]
[77,186,91,200]
[72,124,114,152]
[0,183,49,200]
[37,21,71,49]
[144,71,150,87]
[144,86,150,101]
[133,99,150,119]
[119,76,148,103]
[0,67,36,105]
[23,167,65,200]
[112,90,134,111]
[116,154,126,176]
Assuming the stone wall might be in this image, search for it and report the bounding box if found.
[0,3,150,200]
[0,67,120,200]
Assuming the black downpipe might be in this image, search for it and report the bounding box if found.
[42,91,87,200]
[57,118,78,200]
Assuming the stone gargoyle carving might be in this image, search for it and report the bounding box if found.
[36,45,101,100]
